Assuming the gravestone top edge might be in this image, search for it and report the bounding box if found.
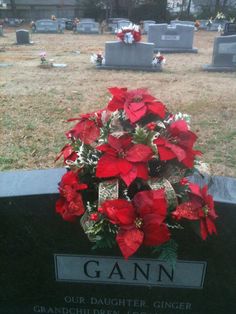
[0,168,236,206]
[0,168,66,197]
[106,41,155,47]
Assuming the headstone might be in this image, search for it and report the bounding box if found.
[75,21,99,34]
[203,35,236,72]
[99,41,162,72]
[207,20,228,32]
[222,23,236,36]
[111,20,131,34]
[170,20,195,27]
[142,20,156,34]
[148,24,198,53]
[0,25,3,37]
[16,29,31,45]
[35,20,61,33]
[0,168,235,314]
[198,20,208,30]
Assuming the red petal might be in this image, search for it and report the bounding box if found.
[172,202,200,220]
[124,102,147,123]
[96,155,120,178]
[143,222,170,246]
[147,101,166,118]
[135,163,149,180]
[116,228,144,259]
[108,135,132,152]
[126,144,153,162]
[120,166,137,186]
[66,120,100,144]
[101,199,136,225]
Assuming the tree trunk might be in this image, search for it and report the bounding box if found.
[222,0,228,11]
[187,0,192,17]
[215,0,221,14]
[10,0,17,18]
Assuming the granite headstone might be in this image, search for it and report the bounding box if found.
[16,29,31,45]
[170,20,195,27]
[0,168,235,314]
[35,20,61,33]
[112,20,131,34]
[222,23,236,36]
[98,41,162,72]
[0,25,3,37]
[75,21,99,34]
[148,24,198,53]
[198,20,208,30]
[142,20,156,34]
[203,35,236,72]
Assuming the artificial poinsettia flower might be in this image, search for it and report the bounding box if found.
[172,183,217,240]
[96,134,153,186]
[99,189,170,259]
[154,119,201,168]
[55,144,78,164]
[107,87,166,124]
[56,171,88,222]
[66,110,105,145]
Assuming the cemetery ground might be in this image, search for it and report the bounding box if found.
[0,27,236,177]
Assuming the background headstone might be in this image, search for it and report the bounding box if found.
[198,20,208,30]
[142,20,156,34]
[0,25,3,37]
[99,41,162,71]
[222,23,236,36]
[0,168,235,314]
[35,20,60,33]
[75,21,99,34]
[203,35,236,72]
[170,20,195,27]
[16,29,31,45]
[207,20,228,32]
[111,20,131,34]
[148,24,198,53]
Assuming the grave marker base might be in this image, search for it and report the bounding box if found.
[203,64,236,72]
[154,47,198,53]
[97,64,162,72]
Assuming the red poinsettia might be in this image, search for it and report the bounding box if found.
[95,134,153,186]
[55,144,78,164]
[117,27,141,43]
[107,87,166,124]
[99,189,170,259]
[172,183,217,240]
[56,171,88,222]
[66,111,104,145]
[154,119,201,168]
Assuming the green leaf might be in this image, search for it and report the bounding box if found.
[152,239,178,268]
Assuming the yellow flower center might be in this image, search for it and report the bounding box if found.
[134,217,143,229]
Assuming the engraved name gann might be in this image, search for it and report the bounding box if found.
[55,255,206,289]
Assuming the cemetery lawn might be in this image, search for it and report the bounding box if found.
[0,28,236,177]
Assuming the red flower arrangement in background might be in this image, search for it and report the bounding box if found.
[117,24,141,44]
[55,87,217,263]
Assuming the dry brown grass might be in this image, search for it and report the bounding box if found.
[0,27,236,176]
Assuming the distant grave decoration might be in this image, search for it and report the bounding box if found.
[152,52,166,66]
[90,52,105,66]
[55,87,218,264]
[39,51,53,68]
[117,24,141,44]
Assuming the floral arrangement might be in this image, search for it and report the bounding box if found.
[152,52,166,67]
[39,51,53,68]
[55,87,217,263]
[117,24,141,44]
[215,12,226,21]
[90,52,105,66]
[40,51,47,64]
